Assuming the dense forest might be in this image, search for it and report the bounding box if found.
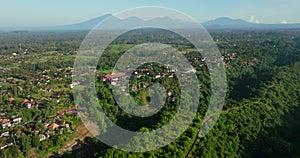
[0,28,299,157]
[89,29,300,158]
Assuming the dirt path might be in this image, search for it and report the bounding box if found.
[38,122,94,158]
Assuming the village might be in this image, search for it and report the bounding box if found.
[0,102,79,150]
[0,44,257,154]
[0,46,84,155]
[0,29,276,158]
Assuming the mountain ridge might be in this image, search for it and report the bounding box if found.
[1,15,300,31]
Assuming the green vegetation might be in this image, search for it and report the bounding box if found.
[0,29,299,157]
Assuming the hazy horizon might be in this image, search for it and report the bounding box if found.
[1,0,300,27]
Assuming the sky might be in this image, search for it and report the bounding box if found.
[0,0,300,27]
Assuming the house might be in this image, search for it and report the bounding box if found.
[142,84,148,88]
[154,74,161,79]
[162,72,174,78]
[23,99,30,104]
[25,103,32,109]
[24,99,32,109]
[69,81,80,89]
[8,98,15,103]
[0,131,9,138]
[0,137,14,150]
[48,123,59,130]
[172,97,177,102]
[0,119,11,129]
[11,115,22,124]
[102,73,126,82]
[167,90,172,96]
[0,112,6,117]
[45,131,51,138]
[44,87,53,92]
[58,121,70,129]
[39,134,47,141]
[185,67,196,73]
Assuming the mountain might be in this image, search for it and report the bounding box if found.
[0,14,113,31]
[202,17,255,29]
[57,14,113,30]
[60,15,199,30]
[202,17,300,30]
[1,15,300,31]
[0,15,199,31]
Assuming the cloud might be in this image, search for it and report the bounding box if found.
[249,16,260,24]
[249,16,255,23]
[280,19,288,24]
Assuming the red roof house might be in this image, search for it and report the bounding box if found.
[102,73,126,81]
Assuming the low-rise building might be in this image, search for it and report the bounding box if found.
[0,131,9,138]
[39,134,47,141]
[11,115,22,124]
[24,99,32,109]
[102,73,126,82]
[69,81,80,89]
[0,137,14,150]
[48,123,59,130]
[0,119,11,129]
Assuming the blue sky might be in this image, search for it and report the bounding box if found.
[0,0,299,27]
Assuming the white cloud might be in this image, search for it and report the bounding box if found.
[280,19,288,24]
[249,16,255,23]
[249,16,261,24]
